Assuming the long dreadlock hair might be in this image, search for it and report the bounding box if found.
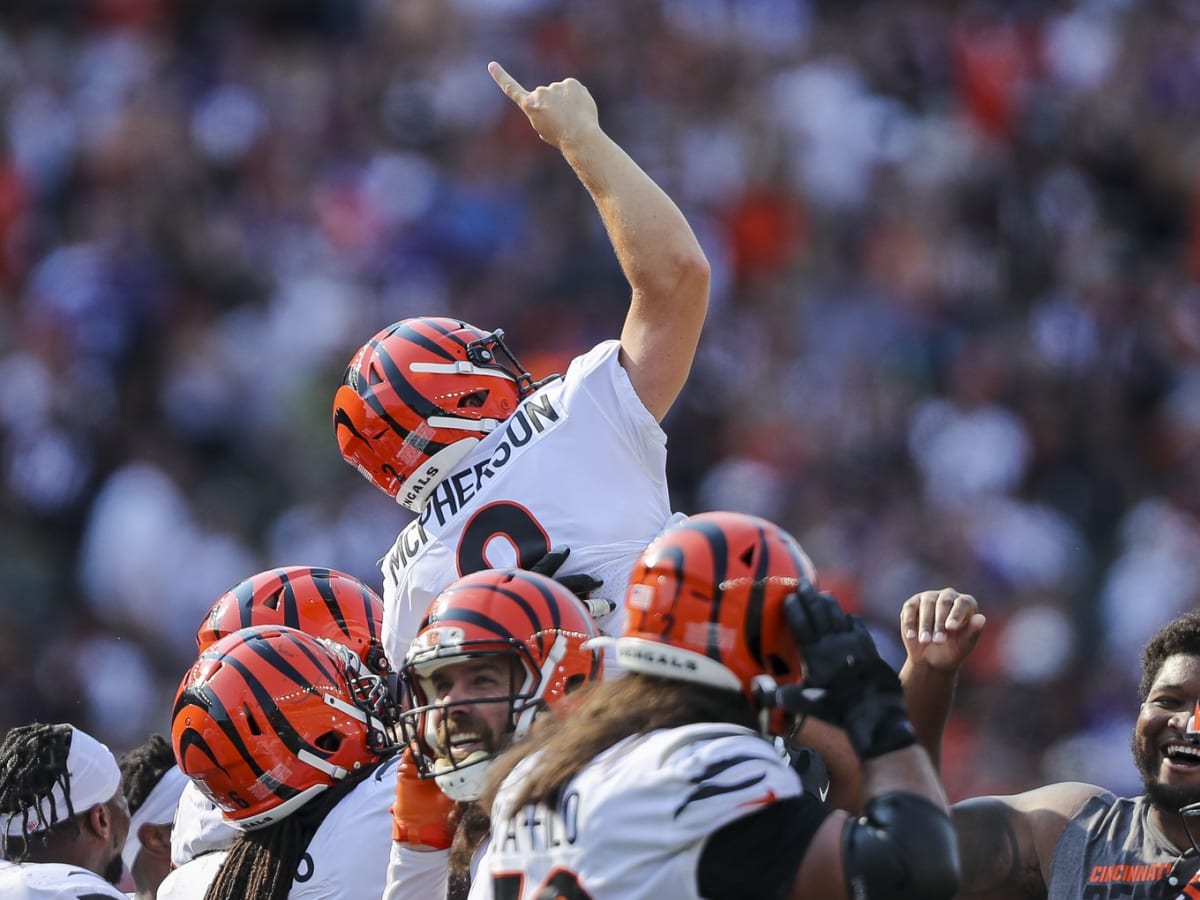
[482,675,759,814]
[119,733,175,816]
[202,749,396,900]
[0,723,78,862]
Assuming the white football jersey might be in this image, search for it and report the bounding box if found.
[170,780,238,867]
[0,860,126,899]
[158,754,398,899]
[469,724,806,900]
[380,340,677,663]
[157,851,227,900]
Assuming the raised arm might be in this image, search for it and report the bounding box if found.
[767,584,960,900]
[489,61,710,422]
[791,588,986,814]
[899,588,986,771]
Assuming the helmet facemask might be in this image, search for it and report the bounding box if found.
[398,569,603,800]
[398,643,540,806]
[400,640,561,802]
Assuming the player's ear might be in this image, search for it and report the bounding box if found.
[83,802,109,839]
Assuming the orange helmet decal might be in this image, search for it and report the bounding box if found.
[196,566,389,674]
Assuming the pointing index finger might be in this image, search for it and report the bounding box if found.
[489,61,528,102]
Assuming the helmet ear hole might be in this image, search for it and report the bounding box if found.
[739,545,757,568]
[766,654,793,677]
[315,732,342,753]
[458,391,488,409]
[244,705,263,736]
[263,590,282,611]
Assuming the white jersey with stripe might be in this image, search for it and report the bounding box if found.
[380,340,676,664]
[0,860,127,899]
[157,754,398,899]
[469,723,805,900]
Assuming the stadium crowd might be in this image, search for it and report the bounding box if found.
[3,0,1200,811]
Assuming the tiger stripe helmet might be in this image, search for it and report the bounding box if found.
[400,568,603,800]
[333,317,541,511]
[196,566,390,675]
[172,625,396,830]
[617,511,817,737]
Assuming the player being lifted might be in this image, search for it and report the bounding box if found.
[332,60,710,666]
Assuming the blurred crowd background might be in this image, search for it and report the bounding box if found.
[3,0,1199,803]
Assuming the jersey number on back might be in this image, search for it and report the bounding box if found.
[457,501,550,575]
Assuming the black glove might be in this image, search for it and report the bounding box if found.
[772,581,915,761]
[783,743,831,802]
[528,546,612,616]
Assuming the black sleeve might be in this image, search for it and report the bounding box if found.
[696,793,832,900]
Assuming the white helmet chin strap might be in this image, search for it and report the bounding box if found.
[396,438,479,512]
[433,751,492,802]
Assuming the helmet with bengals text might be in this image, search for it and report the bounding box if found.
[333,317,544,512]
[196,566,390,676]
[617,511,817,738]
[400,568,603,801]
[172,625,396,830]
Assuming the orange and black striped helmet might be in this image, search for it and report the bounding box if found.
[617,511,817,737]
[172,625,396,830]
[400,568,603,800]
[196,566,390,676]
[333,317,543,511]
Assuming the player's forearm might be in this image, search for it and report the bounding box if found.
[559,126,708,305]
[381,846,449,900]
[899,660,958,772]
[861,744,950,812]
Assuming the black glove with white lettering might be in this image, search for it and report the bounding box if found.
[528,546,613,619]
[773,581,915,761]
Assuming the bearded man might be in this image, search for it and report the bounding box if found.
[952,609,1200,899]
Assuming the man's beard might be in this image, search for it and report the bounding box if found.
[437,712,501,765]
[102,852,123,885]
[1133,732,1200,813]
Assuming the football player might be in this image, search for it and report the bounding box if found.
[0,723,131,899]
[470,511,961,900]
[171,624,400,899]
[383,568,603,900]
[118,734,188,900]
[165,563,400,897]
[332,60,710,670]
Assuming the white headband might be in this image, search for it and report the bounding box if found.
[120,765,188,871]
[2,726,121,838]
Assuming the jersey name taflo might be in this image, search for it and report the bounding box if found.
[470,724,804,900]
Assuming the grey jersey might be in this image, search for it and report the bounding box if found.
[1048,792,1200,898]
